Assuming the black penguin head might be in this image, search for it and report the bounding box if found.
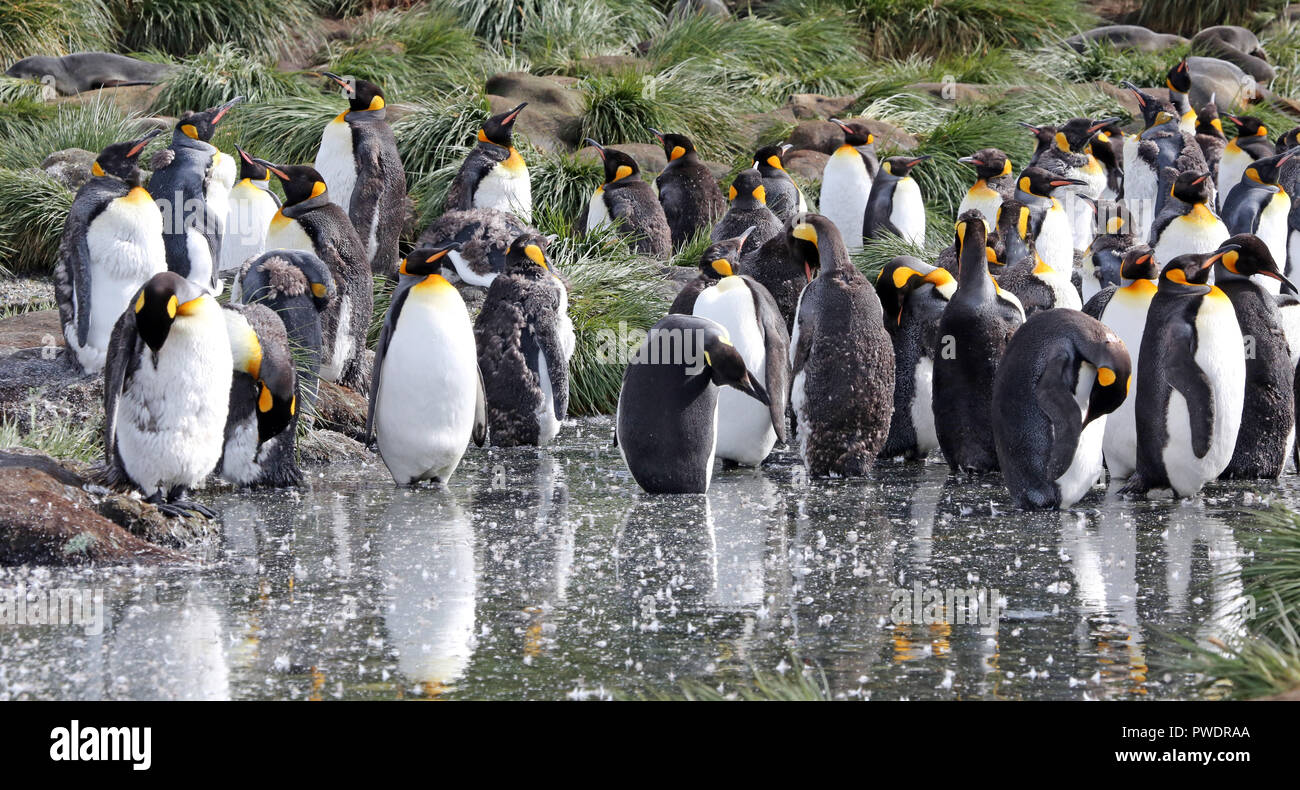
[259,161,328,206]
[1244,149,1295,186]
[753,143,790,175]
[176,96,243,142]
[234,145,269,181]
[954,209,992,278]
[699,227,753,280]
[479,102,526,147]
[1170,170,1214,205]
[1216,234,1297,292]
[1121,81,1173,129]
[701,329,769,406]
[322,72,385,113]
[131,272,210,353]
[958,148,1012,181]
[1197,99,1225,138]
[727,169,767,207]
[1017,121,1057,156]
[586,139,640,186]
[1165,59,1192,95]
[504,234,551,276]
[1228,115,1268,139]
[880,155,929,178]
[786,213,842,283]
[1056,117,1120,154]
[400,242,462,277]
[255,354,297,443]
[1161,252,1220,289]
[1094,199,1133,237]
[1017,166,1086,199]
[1119,246,1157,283]
[829,119,874,148]
[990,199,1032,268]
[1277,126,1300,153]
[650,128,696,162]
[1085,339,1132,427]
[92,128,162,185]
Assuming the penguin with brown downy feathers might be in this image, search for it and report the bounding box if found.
[740,216,805,333]
[581,139,671,258]
[713,168,782,257]
[651,129,726,249]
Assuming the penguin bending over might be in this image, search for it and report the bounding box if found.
[417,207,538,290]
[996,247,1082,316]
[651,129,726,249]
[55,129,166,374]
[446,102,531,222]
[753,143,807,223]
[1222,149,1295,293]
[147,96,243,295]
[368,244,487,485]
[992,309,1131,509]
[875,256,956,460]
[713,169,781,257]
[957,148,1015,226]
[582,139,671,258]
[104,272,232,517]
[672,227,753,314]
[1120,251,1246,498]
[819,119,878,251]
[314,74,407,276]
[219,302,300,487]
[1218,115,1271,209]
[1151,170,1229,263]
[218,146,279,276]
[863,155,929,246]
[474,236,573,447]
[615,314,770,494]
[787,214,895,476]
[261,160,373,389]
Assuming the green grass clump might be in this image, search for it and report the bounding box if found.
[110,0,319,59]
[1021,38,1191,89]
[450,0,661,51]
[0,400,101,464]
[0,0,116,66]
[0,76,53,104]
[0,169,72,275]
[523,144,604,229]
[1262,20,1300,101]
[0,98,150,170]
[1131,0,1285,37]
[151,43,309,116]
[393,88,490,227]
[222,92,346,167]
[514,1,645,75]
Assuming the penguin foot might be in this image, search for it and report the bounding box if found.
[720,458,741,472]
[1117,476,1149,499]
[156,499,217,519]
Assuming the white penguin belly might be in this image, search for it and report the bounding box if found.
[1153,213,1230,263]
[1255,194,1291,294]
[693,278,775,466]
[1277,300,1300,370]
[219,181,277,274]
[889,177,926,246]
[1101,285,1155,480]
[205,151,236,231]
[535,349,561,446]
[319,294,351,383]
[1216,149,1252,210]
[585,188,610,234]
[1055,365,1105,508]
[1037,205,1075,272]
[315,119,357,219]
[375,281,478,484]
[957,185,1001,227]
[910,355,938,455]
[820,146,872,251]
[1288,228,1300,281]
[474,162,532,223]
[220,414,262,485]
[1124,158,1158,239]
[1040,268,1082,310]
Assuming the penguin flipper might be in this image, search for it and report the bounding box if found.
[102,309,140,467]
[1162,324,1216,458]
[1035,351,1085,480]
[745,275,791,443]
[473,365,488,447]
[1082,286,1115,320]
[365,283,408,443]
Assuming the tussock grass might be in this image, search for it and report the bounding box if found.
[514,2,645,75]
[151,44,309,116]
[905,102,1036,220]
[523,144,604,229]
[0,0,116,66]
[222,92,346,167]
[110,0,319,59]
[1131,0,1284,37]
[0,169,71,275]
[0,400,101,464]
[0,98,150,170]
[1262,20,1300,102]
[393,88,490,226]
[0,76,53,104]
[450,0,661,50]
[853,229,946,281]
[1018,38,1190,89]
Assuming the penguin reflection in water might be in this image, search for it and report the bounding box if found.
[368,244,487,485]
[615,315,770,494]
[992,310,1131,510]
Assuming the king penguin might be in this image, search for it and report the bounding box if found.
[1218,115,1272,210]
[446,102,531,222]
[1121,251,1246,498]
[104,271,232,517]
[787,213,895,476]
[219,301,300,487]
[992,309,1131,509]
[1195,97,1228,182]
[672,227,753,314]
[651,128,726,249]
[753,143,807,223]
[368,242,487,485]
[996,240,1082,315]
[1015,166,1086,274]
[875,256,956,460]
[1151,170,1229,263]
[1120,82,1173,237]
[260,160,373,389]
[957,148,1015,226]
[55,128,166,374]
[820,119,878,251]
[862,155,929,246]
[1080,200,1139,303]
[147,96,243,295]
[713,168,781,257]
[218,146,279,276]
[581,139,671,258]
[739,217,805,332]
[1222,149,1295,293]
[933,210,1026,473]
[474,236,573,447]
[313,74,407,276]
[1165,59,1199,134]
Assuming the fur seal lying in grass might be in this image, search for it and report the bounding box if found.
[5,52,175,95]
[1064,25,1188,54]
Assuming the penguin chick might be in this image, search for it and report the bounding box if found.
[753,143,806,223]
[446,102,531,222]
[1151,170,1228,264]
[957,148,1015,226]
[652,128,726,249]
[819,118,878,251]
[672,227,753,314]
[992,309,1131,509]
[219,302,300,487]
[713,168,781,257]
[582,139,671,258]
[862,155,928,246]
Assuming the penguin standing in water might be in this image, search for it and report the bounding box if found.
[104,272,232,517]
[1015,166,1086,274]
[957,148,1015,226]
[862,155,929,246]
[672,227,753,314]
[875,256,956,460]
[368,243,487,485]
[819,119,878,250]
[753,143,806,223]
[218,146,279,276]
[713,169,781,256]
[581,139,671,258]
[446,102,531,222]
[1121,251,1246,498]
[474,236,573,447]
[933,211,1025,473]
[260,161,373,389]
[992,309,1131,510]
[219,302,300,487]
[1081,200,1139,302]
[1211,235,1297,479]
[651,129,725,249]
[147,96,243,294]
[1222,149,1295,292]
[787,214,895,476]
[55,129,166,374]
[234,249,335,415]
[1218,116,1272,209]
[313,74,407,276]
[1195,98,1227,182]
[1151,170,1229,263]
[615,314,770,494]
[1082,247,1158,482]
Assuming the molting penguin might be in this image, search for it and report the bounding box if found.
[1218,115,1271,209]
[875,256,956,460]
[753,143,807,223]
[862,155,929,246]
[957,148,1015,226]
[219,302,300,487]
[581,139,671,258]
[739,218,804,333]
[368,243,487,485]
[474,236,573,447]
[218,146,279,276]
[1195,98,1228,182]
[313,74,407,276]
[1151,170,1229,263]
[147,96,243,294]
[713,168,781,257]
[1120,82,1174,237]
[1081,200,1139,302]
[1015,166,1086,274]
[819,119,878,251]
[104,272,232,517]
[417,207,538,289]
[933,210,1025,473]
[672,227,753,314]
[651,129,726,249]
[55,129,166,374]
[260,160,373,389]
[614,314,770,494]
[995,242,1082,315]
[1034,117,1116,251]
[446,102,531,221]
[787,214,895,477]
[1222,149,1295,292]
[1121,251,1246,498]
[992,309,1131,509]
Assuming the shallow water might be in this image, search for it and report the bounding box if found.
[0,416,1284,700]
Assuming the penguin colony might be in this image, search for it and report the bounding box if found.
[38,49,1300,515]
